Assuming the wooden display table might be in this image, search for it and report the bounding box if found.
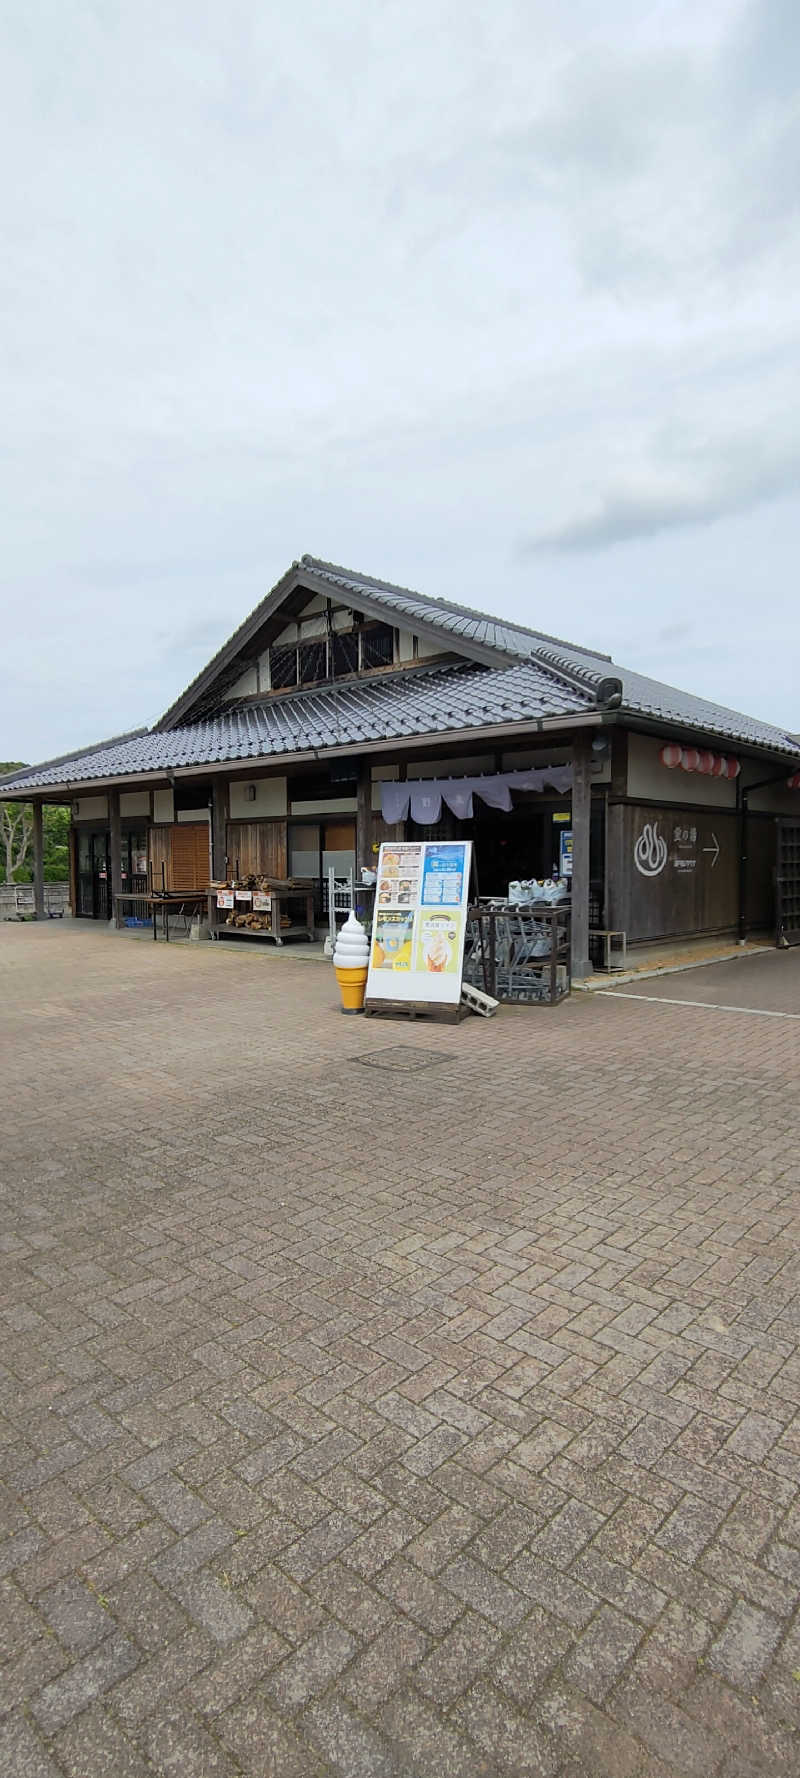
[209,884,315,945]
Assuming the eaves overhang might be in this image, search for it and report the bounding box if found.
[20,711,604,800]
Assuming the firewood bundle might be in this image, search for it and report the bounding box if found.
[224,911,292,931]
[227,874,298,891]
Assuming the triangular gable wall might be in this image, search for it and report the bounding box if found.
[156,561,518,730]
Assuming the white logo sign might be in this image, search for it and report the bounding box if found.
[634,822,668,877]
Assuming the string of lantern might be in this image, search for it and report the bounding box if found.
[659,744,740,778]
[787,772,800,790]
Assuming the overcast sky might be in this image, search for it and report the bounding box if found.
[2,0,799,763]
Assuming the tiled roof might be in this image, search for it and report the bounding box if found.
[3,554,798,797]
[535,645,800,755]
[0,661,590,793]
[300,556,611,666]
[303,560,800,754]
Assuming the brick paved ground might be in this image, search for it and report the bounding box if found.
[1,920,800,1778]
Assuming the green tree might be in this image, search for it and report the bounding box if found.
[0,765,70,883]
[43,804,70,882]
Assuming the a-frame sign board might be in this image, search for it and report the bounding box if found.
[364,839,473,1017]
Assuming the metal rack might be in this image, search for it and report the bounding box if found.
[776,819,800,947]
[463,902,571,1005]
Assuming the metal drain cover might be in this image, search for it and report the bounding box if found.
[353,1046,457,1073]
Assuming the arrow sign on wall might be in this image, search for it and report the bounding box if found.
[702,833,720,867]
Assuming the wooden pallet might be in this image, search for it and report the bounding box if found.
[363,997,468,1024]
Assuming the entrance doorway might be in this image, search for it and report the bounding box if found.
[77,831,110,919]
[76,829,149,919]
[288,817,357,919]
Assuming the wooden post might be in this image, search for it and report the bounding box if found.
[211,776,228,881]
[605,726,626,939]
[32,801,45,920]
[68,824,78,916]
[609,726,627,798]
[356,758,371,870]
[571,735,592,981]
[109,789,123,926]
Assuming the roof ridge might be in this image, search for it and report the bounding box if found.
[302,555,612,663]
[532,646,604,693]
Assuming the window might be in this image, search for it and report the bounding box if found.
[332,632,359,677]
[361,623,394,668]
[267,617,395,690]
[126,832,148,880]
[270,644,298,689]
[289,823,320,878]
[298,639,327,685]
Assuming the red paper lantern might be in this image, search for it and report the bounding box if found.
[788,772,800,790]
[725,756,741,779]
[659,743,683,768]
[681,747,700,772]
[711,754,726,777]
[697,750,715,775]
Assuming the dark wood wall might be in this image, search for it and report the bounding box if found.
[607,803,739,941]
[744,815,777,931]
[149,826,170,889]
[607,802,777,941]
[226,819,287,879]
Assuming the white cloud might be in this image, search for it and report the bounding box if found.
[1,0,799,754]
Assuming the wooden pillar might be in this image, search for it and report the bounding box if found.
[109,789,123,926]
[211,777,228,881]
[571,735,592,981]
[356,759,372,870]
[68,825,78,916]
[32,802,45,919]
[605,726,626,936]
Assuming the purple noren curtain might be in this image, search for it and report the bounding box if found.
[409,785,443,824]
[382,765,574,825]
[380,783,411,823]
[440,781,475,819]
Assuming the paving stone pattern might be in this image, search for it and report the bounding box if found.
[1,921,800,1776]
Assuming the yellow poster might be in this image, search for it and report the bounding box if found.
[371,909,414,971]
[415,911,462,976]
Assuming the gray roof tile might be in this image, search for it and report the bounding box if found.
[300,555,609,665]
[0,662,589,794]
[303,559,799,754]
[4,554,798,797]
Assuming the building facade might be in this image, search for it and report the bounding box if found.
[4,555,800,975]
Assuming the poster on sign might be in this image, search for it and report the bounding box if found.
[366,840,472,1004]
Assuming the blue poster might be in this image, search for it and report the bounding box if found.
[421,842,467,906]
